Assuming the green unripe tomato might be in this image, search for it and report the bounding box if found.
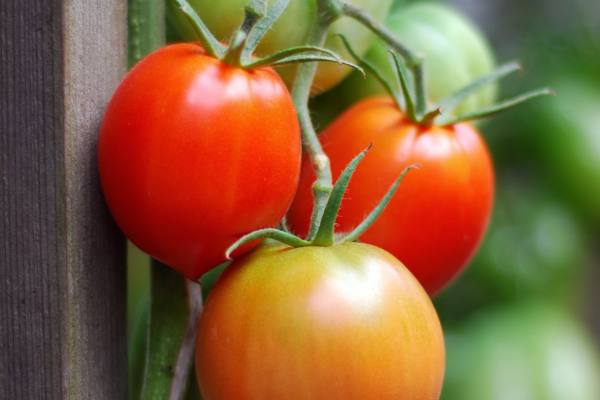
[442,302,600,400]
[166,0,393,94]
[314,2,497,123]
[528,77,600,226]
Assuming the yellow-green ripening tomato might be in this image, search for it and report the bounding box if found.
[319,2,497,120]
[196,241,445,400]
[441,302,600,400]
[166,0,393,94]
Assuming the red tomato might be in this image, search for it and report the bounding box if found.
[287,96,494,295]
[98,43,301,280]
[196,241,445,400]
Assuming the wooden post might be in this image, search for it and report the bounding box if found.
[1,0,128,398]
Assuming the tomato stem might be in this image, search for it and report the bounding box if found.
[340,1,429,117]
[171,0,226,59]
[141,261,201,400]
[243,0,268,27]
[222,31,248,67]
[290,0,340,241]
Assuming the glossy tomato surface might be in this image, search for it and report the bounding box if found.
[287,96,494,295]
[98,43,301,280]
[196,241,445,400]
[166,0,393,94]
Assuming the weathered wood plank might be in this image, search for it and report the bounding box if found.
[0,0,128,398]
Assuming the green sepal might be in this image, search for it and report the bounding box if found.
[438,88,555,125]
[243,45,343,69]
[171,0,226,58]
[311,145,371,247]
[391,51,417,121]
[341,164,419,243]
[243,0,293,59]
[262,54,365,74]
[226,229,311,259]
[434,61,522,116]
[337,34,402,108]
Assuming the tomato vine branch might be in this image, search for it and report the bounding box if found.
[290,0,431,241]
[290,0,339,241]
[340,1,428,116]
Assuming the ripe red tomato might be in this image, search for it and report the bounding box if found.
[98,43,301,280]
[287,96,494,295]
[196,241,445,400]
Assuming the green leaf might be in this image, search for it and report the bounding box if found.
[342,165,419,243]
[434,61,522,116]
[311,145,371,247]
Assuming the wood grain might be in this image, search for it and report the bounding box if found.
[0,0,128,398]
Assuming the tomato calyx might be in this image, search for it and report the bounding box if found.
[338,34,553,126]
[171,0,364,73]
[226,145,419,257]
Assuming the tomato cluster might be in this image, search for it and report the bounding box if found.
[106,1,561,399]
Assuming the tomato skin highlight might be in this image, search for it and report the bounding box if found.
[196,241,445,400]
[98,43,302,280]
[287,96,494,295]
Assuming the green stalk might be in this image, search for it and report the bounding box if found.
[290,0,342,241]
[128,0,165,68]
[140,261,203,400]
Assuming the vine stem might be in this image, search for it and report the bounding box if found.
[290,0,426,240]
[169,279,203,400]
[290,0,341,241]
[340,2,427,117]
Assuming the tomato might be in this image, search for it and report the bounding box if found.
[441,302,600,400]
[524,77,600,227]
[166,0,393,94]
[312,2,497,127]
[287,97,494,296]
[196,241,445,400]
[433,172,590,321]
[98,43,302,280]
